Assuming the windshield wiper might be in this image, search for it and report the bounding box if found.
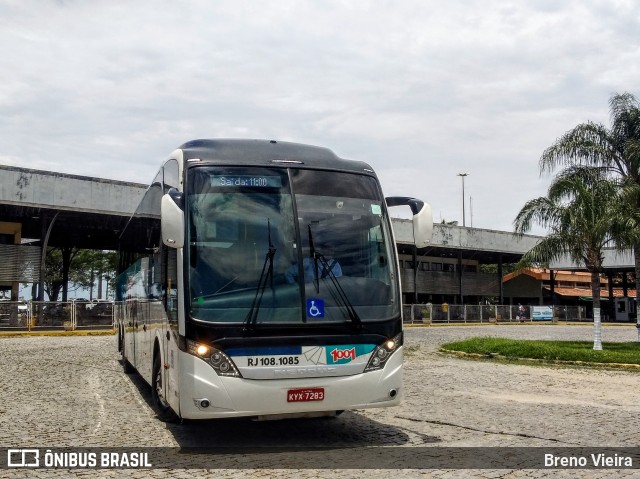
[307,225,362,330]
[308,224,320,294]
[243,219,277,330]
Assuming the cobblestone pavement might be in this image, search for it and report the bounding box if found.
[0,324,638,478]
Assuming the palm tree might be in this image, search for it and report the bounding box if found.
[539,92,640,325]
[514,166,622,350]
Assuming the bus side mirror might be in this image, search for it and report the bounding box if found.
[412,202,433,248]
[161,189,184,248]
[385,196,433,249]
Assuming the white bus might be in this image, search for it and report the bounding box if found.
[116,139,432,421]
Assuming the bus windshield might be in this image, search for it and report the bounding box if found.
[187,166,399,324]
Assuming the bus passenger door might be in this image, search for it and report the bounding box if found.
[124,299,136,367]
[163,247,181,414]
[132,299,145,372]
[138,256,164,385]
[136,300,155,385]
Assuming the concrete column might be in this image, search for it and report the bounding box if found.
[413,246,418,304]
[498,255,503,304]
[37,212,60,302]
[458,251,463,304]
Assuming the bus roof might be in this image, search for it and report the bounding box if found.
[178,139,376,175]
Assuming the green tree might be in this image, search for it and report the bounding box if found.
[539,92,640,318]
[43,248,117,301]
[514,166,622,350]
[70,250,117,299]
[44,247,80,301]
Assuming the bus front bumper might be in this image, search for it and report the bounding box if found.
[178,347,403,419]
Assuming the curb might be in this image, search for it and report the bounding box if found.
[404,322,636,327]
[439,347,640,370]
[0,330,116,338]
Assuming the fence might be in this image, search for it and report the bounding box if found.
[403,304,588,325]
[0,301,114,331]
[0,300,592,331]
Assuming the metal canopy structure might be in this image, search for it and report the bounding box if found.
[397,242,525,264]
[0,164,146,249]
[391,218,540,263]
[0,204,131,250]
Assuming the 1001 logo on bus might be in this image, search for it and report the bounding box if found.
[330,347,356,363]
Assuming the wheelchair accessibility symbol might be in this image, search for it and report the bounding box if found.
[306,299,325,318]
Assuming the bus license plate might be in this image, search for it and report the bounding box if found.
[287,387,324,402]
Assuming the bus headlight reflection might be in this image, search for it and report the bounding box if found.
[364,332,402,373]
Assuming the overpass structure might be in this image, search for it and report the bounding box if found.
[0,164,146,250]
[0,164,146,301]
[0,163,546,304]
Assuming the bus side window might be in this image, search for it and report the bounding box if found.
[164,159,179,192]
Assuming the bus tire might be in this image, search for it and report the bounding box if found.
[117,327,123,352]
[152,353,179,423]
[122,357,134,374]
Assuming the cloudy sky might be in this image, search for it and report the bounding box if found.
[1,0,638,232]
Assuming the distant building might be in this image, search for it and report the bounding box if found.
[502,268,636,321]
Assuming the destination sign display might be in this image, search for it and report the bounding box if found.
[210,175,283,188]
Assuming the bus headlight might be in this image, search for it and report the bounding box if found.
[186,340,242,378]
[196,344,210,356]
[363,332,402,373]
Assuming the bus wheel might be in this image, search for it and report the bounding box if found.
[122,358,134,374]
[152,354,179,423]
[121,340,133,374]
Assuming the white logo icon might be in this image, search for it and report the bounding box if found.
[8,449,40,467]
[308,301,321,317]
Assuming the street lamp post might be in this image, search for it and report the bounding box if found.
[457,173,468,227]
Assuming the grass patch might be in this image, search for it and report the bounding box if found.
[441,337,640,366]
